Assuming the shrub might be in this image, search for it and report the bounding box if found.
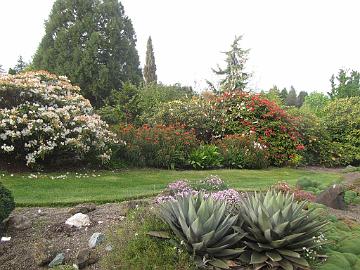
[158,193,246,269]
[192,175,228,191]
[322,97,360,165]
[149,91,302,166]
[0,182,15,224]
[0,71,117,168]
[102,208,195,270]
[216,134,270,169]
[115,124,198,169]
[239,190,327,269]
[188,144,223,169]
[272,181,316,201]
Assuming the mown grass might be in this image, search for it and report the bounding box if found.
[0,168,342,207]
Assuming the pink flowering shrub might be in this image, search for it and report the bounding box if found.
[272,181,316,202]
[154,176,244,207]
[0,71,117,167]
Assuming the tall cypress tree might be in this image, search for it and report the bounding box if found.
[143,36,157,84]
[33,0,142,107]
[296,91,308,107]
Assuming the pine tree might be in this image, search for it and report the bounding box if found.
[14,55,27,74]
[143,36,157,84]
[296,91,308,107]
[0,64,4,74]
[329,69,360,99]
[285,86,297,106]
[32,0,142,107]
[211,36,251,93]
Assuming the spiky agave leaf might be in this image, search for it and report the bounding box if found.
[239,190,327,270]
[158,193,246,268]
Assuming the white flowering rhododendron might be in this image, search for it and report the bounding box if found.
[0,71,117,167]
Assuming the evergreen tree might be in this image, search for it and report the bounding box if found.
[143,36,157,84]
[280,88,288,102]
[14,55,27,73]
[285,86,297,106]
[266,85,282,105]
[211,36,251,93]
[296,91,308,107]
[33,0,142,107]
[0,64,4,74]
[329,69,360,99]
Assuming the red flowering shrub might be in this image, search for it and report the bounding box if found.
[115,125,198,168]
[213,91,302,166]
[147,91,302,166]
[215,134,270,169]
[272,181,316,202]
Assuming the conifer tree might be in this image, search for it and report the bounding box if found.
[143,36,157,84]
[211,36,251,93]
[14,55,27,74]
[33,0,142,107]
[280,88,288,102]
[296,91,308,107]
[285,86,297,106]
[0,64,4,74]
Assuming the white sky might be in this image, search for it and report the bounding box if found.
[1,0,359,93]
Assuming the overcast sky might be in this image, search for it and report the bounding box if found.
[1,0,359,93]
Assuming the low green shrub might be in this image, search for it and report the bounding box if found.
[188,145,223,169]
[0,182,15,224]
[216,134,269,169]
[102,208,195,270]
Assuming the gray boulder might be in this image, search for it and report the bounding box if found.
[315,184,346,210]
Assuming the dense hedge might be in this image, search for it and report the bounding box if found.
[0,182,15,224]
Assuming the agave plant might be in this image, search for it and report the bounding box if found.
[239,190,327,270]
[158,193,246,269]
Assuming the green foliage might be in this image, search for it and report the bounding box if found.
[158,193,245,268]
[209,36,251,93]
[262,86,283,106]
[302,92,330,117]
[0,182,15,223]
[143,36,157,84]
[216,134,270,169]
[138,83,195,124]
[188,145,223,169]
[32,0,142,107]
[329,69,360,99]
[102,208,195,270]
[296,177,320,189]
[344,191,360,205]
[239,190,327,269]
[322,97,360,164]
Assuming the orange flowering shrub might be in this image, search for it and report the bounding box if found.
[115,124,198,168]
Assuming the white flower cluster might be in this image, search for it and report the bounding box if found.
[0,71,118,167]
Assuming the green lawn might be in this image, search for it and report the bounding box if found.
[0,168,342,207]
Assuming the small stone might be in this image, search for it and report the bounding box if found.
[89,232,105,249]
[65,213,90,228]
[105,245,113,252]
[3,215,32,231]
[69,203,96,215]
[0,236,11,242]
[76,248,99,269]
[48,253,65,268]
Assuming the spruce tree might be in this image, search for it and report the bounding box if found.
[285,86,297,106]
[143,36,157,84]
[14,55,27,73]
[211,36,251,93]
[33,0,142,107]
[0,65,4,74]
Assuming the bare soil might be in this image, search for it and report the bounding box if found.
[0,202,134,270]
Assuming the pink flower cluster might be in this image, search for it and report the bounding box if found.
[167,180,192,194]
[210,189,243,205]
[272,181,316,202]
[199,175,227,191]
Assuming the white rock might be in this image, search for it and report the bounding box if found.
[65,213,90,228]
[1,237,11,242]
[89,232,105,248]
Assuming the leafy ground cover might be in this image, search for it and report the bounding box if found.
[0,168,342,207]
